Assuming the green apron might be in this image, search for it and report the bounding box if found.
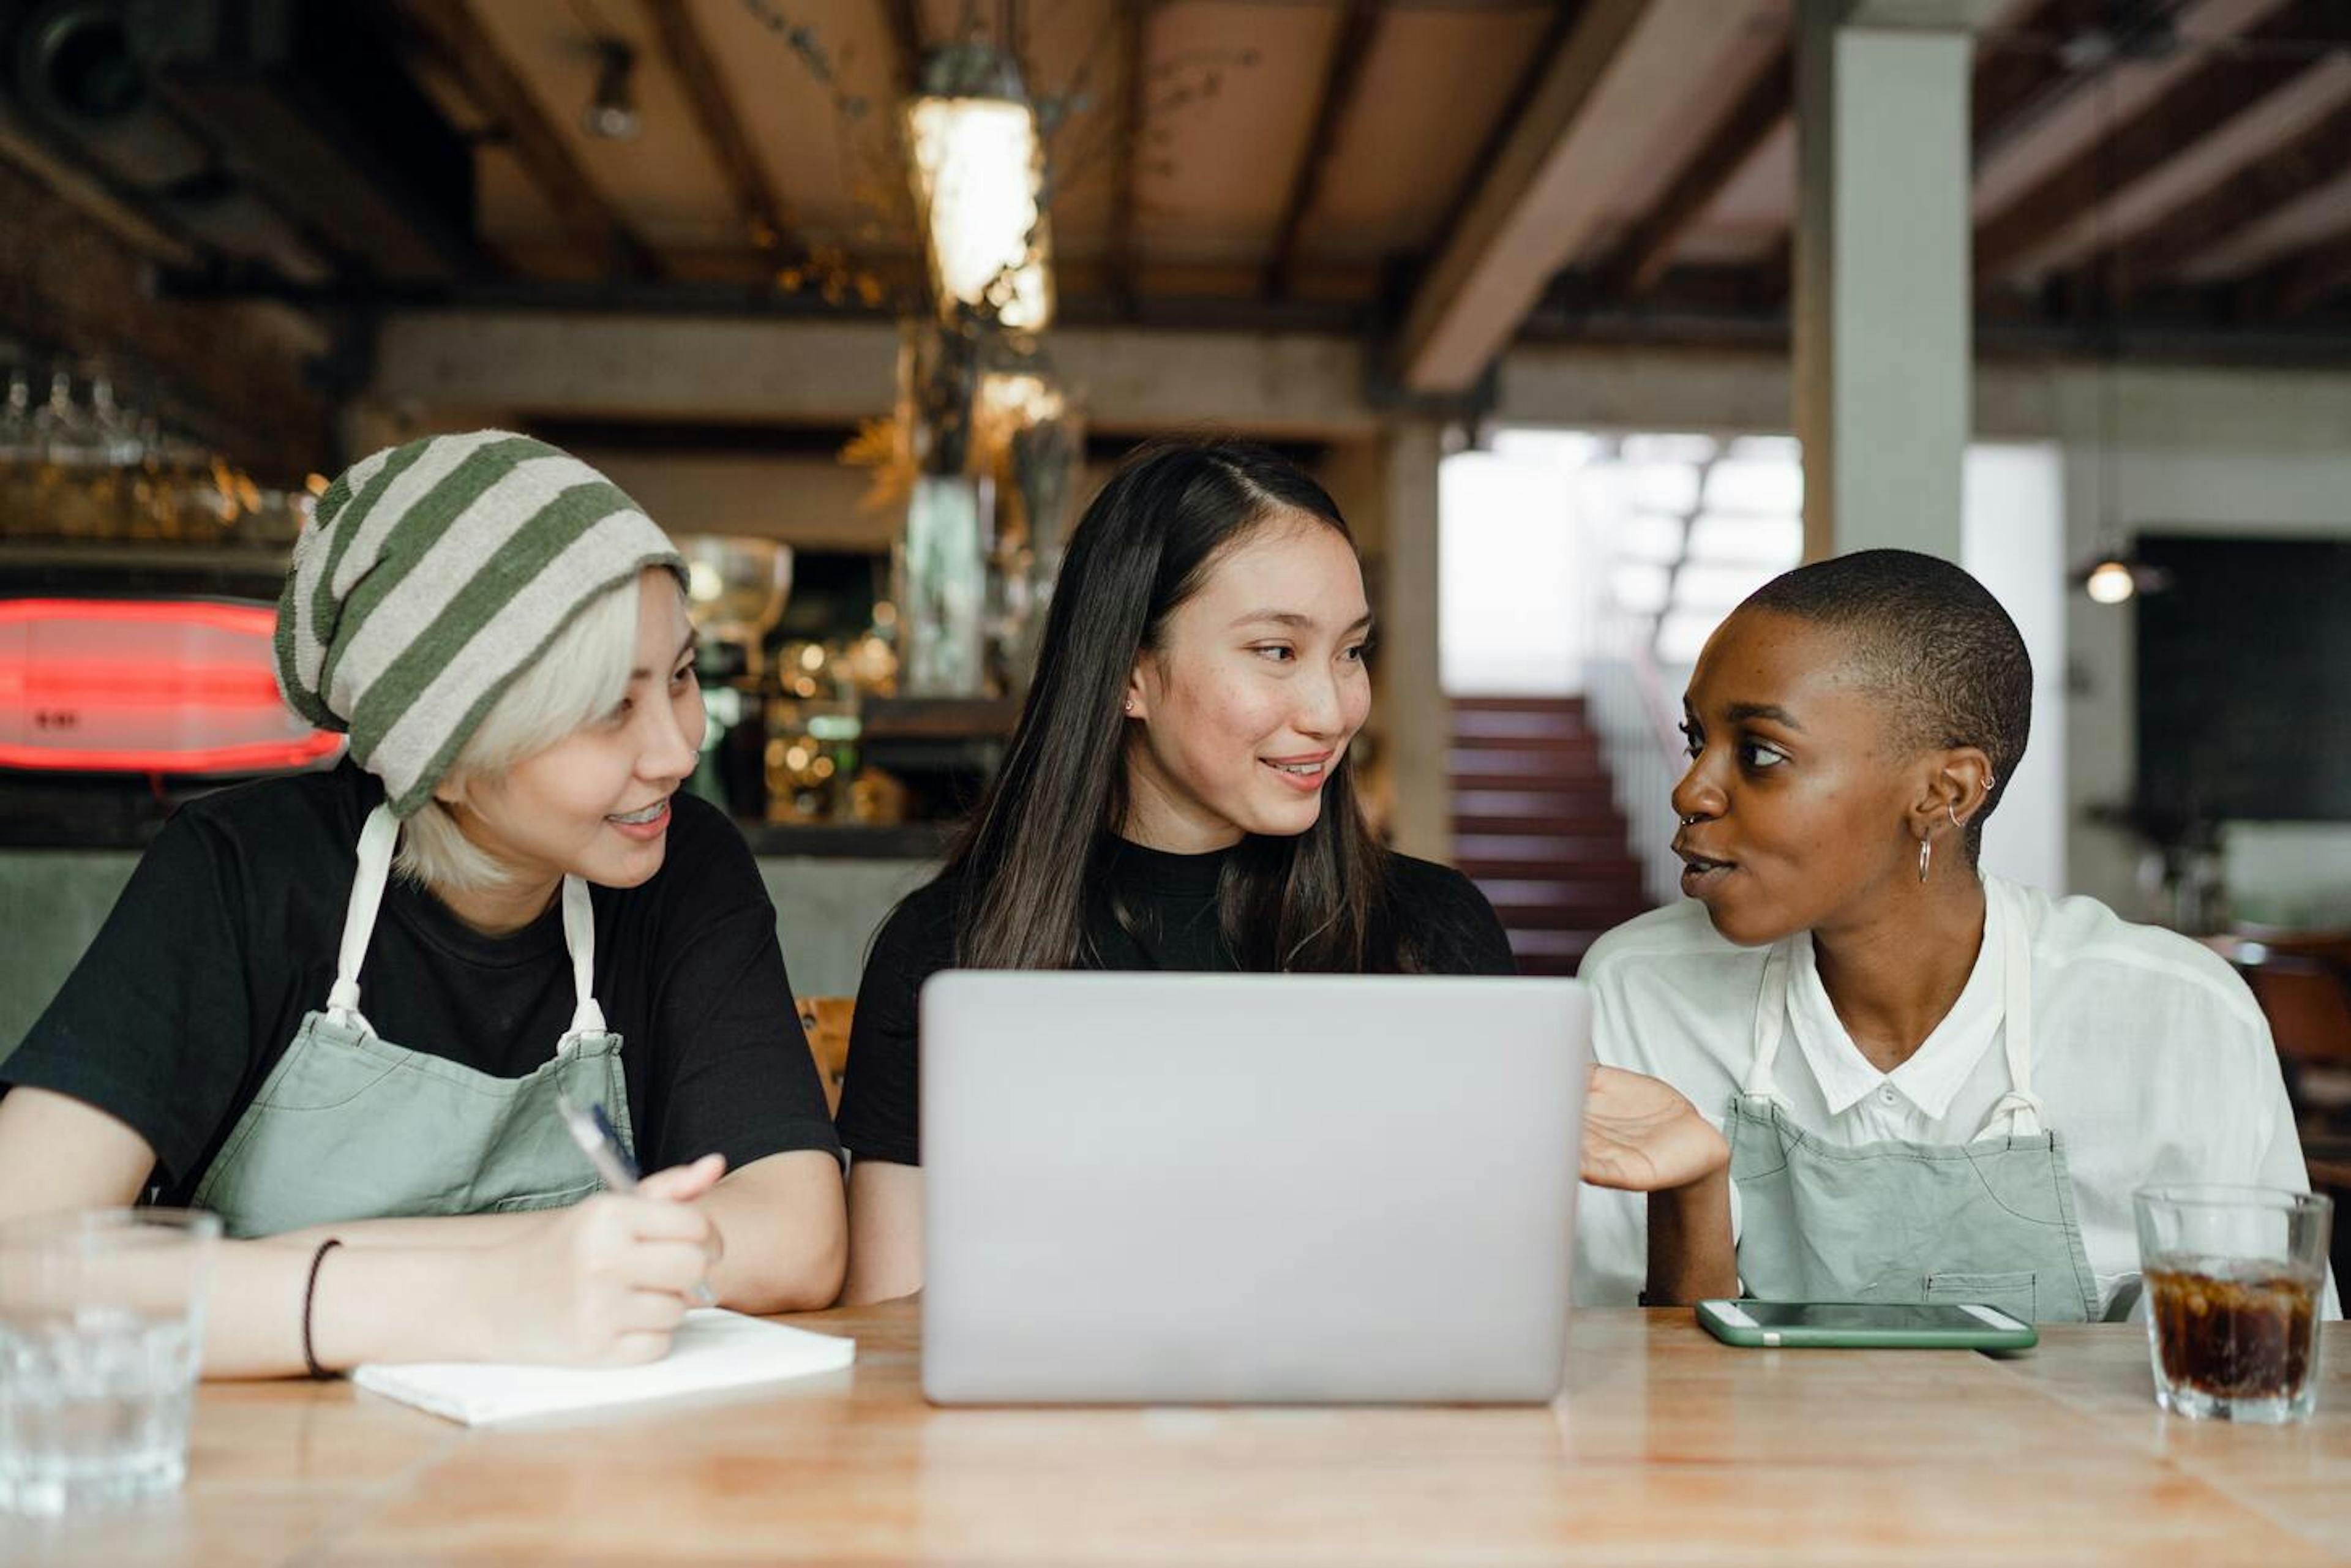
[1725,878,2103,1324]
[191,804,635,1239]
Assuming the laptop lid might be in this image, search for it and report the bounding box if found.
[920,972,1588,1405]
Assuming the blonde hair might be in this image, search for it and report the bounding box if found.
[394,572,675,893]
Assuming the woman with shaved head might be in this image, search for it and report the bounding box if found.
[1575,549,2336,1322]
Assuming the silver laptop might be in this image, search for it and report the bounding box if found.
[920,972,1588,1405]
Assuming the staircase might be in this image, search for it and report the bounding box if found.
[1449,696,1654,976]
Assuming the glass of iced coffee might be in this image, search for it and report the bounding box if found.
[2135,1185,2332,1424]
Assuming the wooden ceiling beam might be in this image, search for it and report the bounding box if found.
[1599,45,1790,302]
[2251,228,2351,317]
[1428,2,1585,255]
[640,0,796,262]
[1753,236,1791,308]
[883,0,926,95]
[2098,92,2351,296]
[1970,0,2162,165]
[399,0,661,279]
[1972,0,2351,283]
[1749,0,2121,308]
[1845,0,2015,21]
[373,313,1385,438]
[1264,0,1384,300]
[1395,0,1753,393]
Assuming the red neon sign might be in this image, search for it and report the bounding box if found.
[0,598,344,775]
[0,599,289,636]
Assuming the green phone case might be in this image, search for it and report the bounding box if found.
[1696,1299,2040,1351]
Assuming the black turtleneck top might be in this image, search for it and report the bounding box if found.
[831,838,1515,1166]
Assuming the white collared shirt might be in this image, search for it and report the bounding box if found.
[1573,876,2340,1318]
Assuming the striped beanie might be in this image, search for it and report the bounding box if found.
[274,430,684,817]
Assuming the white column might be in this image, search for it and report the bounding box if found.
[1793,1,1974,561]
[1962,443,2068,895]
[1379,421,1449,864]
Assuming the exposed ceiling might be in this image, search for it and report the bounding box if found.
[5,0,2351,390]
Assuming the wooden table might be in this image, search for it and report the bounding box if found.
[7,1307,2347,1566]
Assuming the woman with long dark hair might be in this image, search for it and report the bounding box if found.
[835,438,1733,1304]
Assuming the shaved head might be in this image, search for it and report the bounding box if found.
[1738,549,2030,863]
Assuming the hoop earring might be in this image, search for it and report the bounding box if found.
[1918,836,1932,883]
[1945,771,1997,834]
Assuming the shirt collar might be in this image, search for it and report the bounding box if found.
[1102,835,1230,900]
[1781,882,2009,1120]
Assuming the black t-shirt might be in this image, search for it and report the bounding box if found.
[831,837,1517,1166]
[2,763,840,1202]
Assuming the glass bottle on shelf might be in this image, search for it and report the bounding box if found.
[0,366,34,539]
[156,434,217,543]
[125,413,168,541]
[31,370,103,539]
[81,370,135,541]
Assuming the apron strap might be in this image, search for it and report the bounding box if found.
[325,805,401,1029]
[560,875,609,1038]
[1978,878,2044,1139]
[1742,940,1798,1106]
[331,805,610,1045]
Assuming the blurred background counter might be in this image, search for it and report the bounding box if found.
[0,495,989,1054]
[0,818,951,1054]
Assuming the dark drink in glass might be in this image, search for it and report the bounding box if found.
[2135,1187,2331,1424]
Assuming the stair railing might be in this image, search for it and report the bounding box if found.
[1588,601,1688,907]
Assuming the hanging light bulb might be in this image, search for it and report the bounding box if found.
[902,43,1055,332]
[583,39,641,141]
[2084,557,2136,605]
[2075,550,2170,605]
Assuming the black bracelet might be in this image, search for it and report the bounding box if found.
[302,1238,345,1380]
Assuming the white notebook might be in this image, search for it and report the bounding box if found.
[353,1309,856,1425]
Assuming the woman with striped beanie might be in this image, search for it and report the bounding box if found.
[0,431,847,1377]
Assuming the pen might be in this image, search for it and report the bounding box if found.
[557,1091,718,1308]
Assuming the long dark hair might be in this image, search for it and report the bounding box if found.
[947,436,1409,972]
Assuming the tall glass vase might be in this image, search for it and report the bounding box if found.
[996,408,1081,693]
[892,319,991,697]
[897,472,991,696]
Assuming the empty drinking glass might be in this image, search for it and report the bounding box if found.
[0,1209,220,1515]
[2135,1185,2331,1424]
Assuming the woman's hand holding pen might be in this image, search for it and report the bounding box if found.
[473,1153,729,1365]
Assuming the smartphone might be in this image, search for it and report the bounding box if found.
[1696,1299,2038,1351]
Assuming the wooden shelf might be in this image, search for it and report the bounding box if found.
[859,696,1022,741]
[0,541,293,599]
